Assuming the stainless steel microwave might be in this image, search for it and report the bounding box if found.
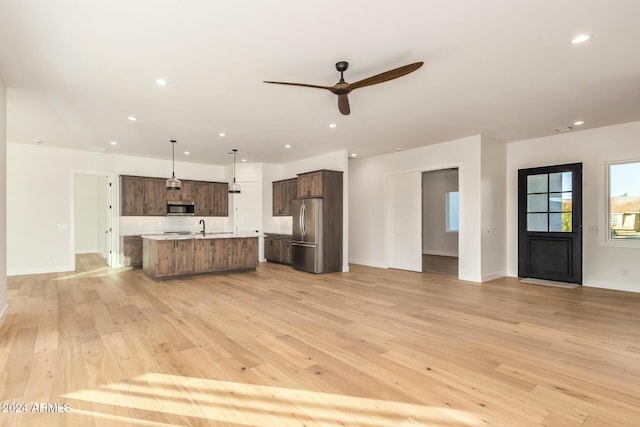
[167,201,195,216]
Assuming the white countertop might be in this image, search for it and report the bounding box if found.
[141,232,260,240]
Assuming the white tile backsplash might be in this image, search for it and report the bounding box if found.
[119,216,232,236]
[264,216,293,235]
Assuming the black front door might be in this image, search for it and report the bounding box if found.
[518,163,582,284]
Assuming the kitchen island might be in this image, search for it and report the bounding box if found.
[142,232,258,280]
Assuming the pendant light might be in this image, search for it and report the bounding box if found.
[166,139,181,189]
[229,148,241,194]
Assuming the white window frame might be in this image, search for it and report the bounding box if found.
[446,190,459,233]
[605,159,640,247]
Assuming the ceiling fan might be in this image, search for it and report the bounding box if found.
[264,60,423,115]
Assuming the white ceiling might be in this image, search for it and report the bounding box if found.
[1,0,639,165]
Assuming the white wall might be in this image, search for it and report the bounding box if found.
[422,169,459,256]
[7,142,226,275]
[0,74,7,325]
[481,136,507,281]
[349,135,484,282]
[74,174,100,254]
[506,120,640,292]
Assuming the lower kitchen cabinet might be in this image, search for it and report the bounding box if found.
[264,234,292,265]
[194,239,214,273]
[230,238,258,270]
[144,237,258,280]
[121,235,143,268]
[153,239,195,278]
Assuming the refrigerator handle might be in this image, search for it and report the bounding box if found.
[301,203,306,237]
[299,203,304,239]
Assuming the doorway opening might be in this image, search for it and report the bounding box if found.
[422,168,459,277]
[73,173,113,270]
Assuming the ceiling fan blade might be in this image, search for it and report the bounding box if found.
[263,81,335,92]
[338,94,350,115]
[348,62,424,91]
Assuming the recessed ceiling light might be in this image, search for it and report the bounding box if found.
[241,159,247,162]
[155,78,168,86]
[33,139,43,144]
[350,153,357,158]
[110,141,118,145]
[128,116,137,121]
[218,132,226,137]
[571,34,590,44]
[329,123,337,128]
[184,151,190,155]
[573,120,584,126]
[284,144,291,149]
[396,148,403,151]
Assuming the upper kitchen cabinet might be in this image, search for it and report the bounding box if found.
[297,170,342,199]
[193,181,211,216]
[193,181,228,216]
[120,175,167,216]
[272,178,297,216]
[211,182,229,216]
[167,180,193,201]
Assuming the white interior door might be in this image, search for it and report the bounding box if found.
[388,172,422,272]
[233,181,261,233]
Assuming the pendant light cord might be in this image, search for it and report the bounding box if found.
[172,140,176,178]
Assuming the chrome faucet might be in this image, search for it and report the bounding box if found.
[199,219,205,236]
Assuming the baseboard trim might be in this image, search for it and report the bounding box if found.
[583,281,639,294]
[423,250,459,257]
[482,272,505,283]
[348,259,387,269]
[8,265,74,276]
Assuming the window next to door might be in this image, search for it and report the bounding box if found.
[608,160,640,242]
[446,191,459,232]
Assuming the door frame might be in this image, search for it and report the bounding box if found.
[517,162,583,284]
[385,163,462,276]
[70,170,116,270]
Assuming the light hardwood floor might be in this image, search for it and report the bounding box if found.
[422,255,458,277]
[1,254,639,426]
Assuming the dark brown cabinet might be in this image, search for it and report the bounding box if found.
[229,238,258,270]
[152,239,195,278]
[272,178,297,216]
[193,182,211,216]
[167,180,193,202]
[297,171,324,199]
[193,181,228,216]
[143,237,258,279]
[209,182,229,216]
[121,176,167,216]
[121,175,228,217]
[144,178,168,215]
[264,234,292,264]
[194,239,214,273]
[120,176,144,216]
[121,235,143,267]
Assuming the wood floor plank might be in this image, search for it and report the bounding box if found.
[0,254,639,426]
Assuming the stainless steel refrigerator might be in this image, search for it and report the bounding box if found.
[292,198,324,273]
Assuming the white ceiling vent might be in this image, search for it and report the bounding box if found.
[553,125,574,133]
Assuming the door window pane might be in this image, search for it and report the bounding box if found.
[609,161,640,240]
[527,194,548,212]
[549,172,572,192]
[527,174,548,193]
[549,192,572,212]
[527,213,548,232]
[550,213,572,232]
